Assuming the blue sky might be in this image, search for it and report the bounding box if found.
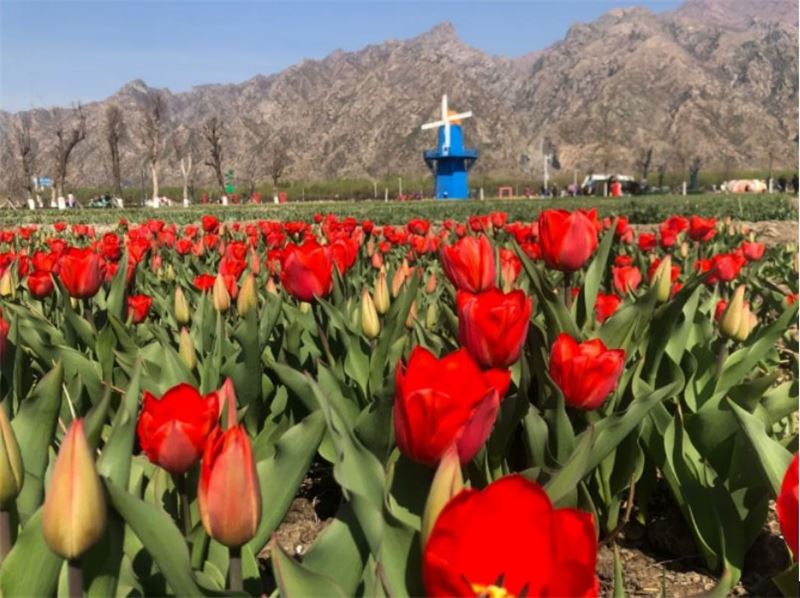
[1,0,681,111]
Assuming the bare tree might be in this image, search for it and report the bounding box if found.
[172,128,200,203]
[635,147,653,182]
[104,104,126,196]
[688,156,702,191]
[656,162,667,189]
[53,105,87,198]
[202,116,225,193]
[14,114,37,199]
[141,91,168,201]
[269,142,290,189]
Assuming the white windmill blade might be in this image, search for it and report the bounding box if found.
[421,120,446,130]
[447,111,473,122]
[441,94,448,120]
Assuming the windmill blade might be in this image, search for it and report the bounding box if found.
[441,94,448,121]
[421,120,445,130]
[448,111,473,122]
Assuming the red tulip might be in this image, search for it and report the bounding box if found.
[439,235,496,293]
[549,333,625,410]
[456,289,532,369]
[688,216,717,242]
[136,384,219,475]
[27,270,54,299]
[710,253,746,283]
[198,425,261,547]
[612,265,642,294]
[647,258,681,284]
[595,293,621,323]
[637,233,657,251]
[201,214,220,233]
[59,247,104,299]
[740,241,765,262]
[538,209,598,271]
[777,454,798,558]
[127,294,153,324]
[394,347,510,466]
[280,241,334,302]
[193,274,216,292]
[614,255,633,267]
[423,474,599,597]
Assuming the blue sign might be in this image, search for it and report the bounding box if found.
[37,177,53,188]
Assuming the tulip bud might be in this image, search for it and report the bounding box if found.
[391,266,406,298]
[174,287,191,325]
[366,239,375,256]
[199,425,262,547]
[212,275,230,313]
[236,274,257,316]
[165,263,176,282]
[43,419,107,559]
[248,249,261,275]
[719,285,757,342]
[374,270,390,315]
[425,272,437,294]
[266,277,278,296]
[727,224,736,237]
[371,252,383,270]
[679,242,689,259]
[178,327,196,370]
[426,302,439,329]
[421,446,463,546]
[361,288,380,339]
[0,405,23,508]
[652,256,673,303]
[405,300,418,329]
[70,297,80,311]
[299,301,311,314]
[0,270,14,299]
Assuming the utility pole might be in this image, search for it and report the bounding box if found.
[543,154,550,193]
[398,177,403,197]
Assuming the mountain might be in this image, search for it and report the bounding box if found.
[0,0,796,193]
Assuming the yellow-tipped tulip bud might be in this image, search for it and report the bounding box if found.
[374,270,390,315]
[726,224,736,237]
[426,302,439,329]
[425,272,438,294]
[299,301,311,314]
[361,288,380,340]
[236,274,258,316]
[391,266,406,298]
[0,405,23,508]
[165,264,176,282]
[212,275,230,313]
[174,287,191,325]
[405,300,418,330]
[719,285,758,342]
[0,269,14,299]
[679,241,689,259]
[421,445,463,546]
[178,327,197,370]
[266,277,279,296]
[42,419,107,559]
[652,256,672,303]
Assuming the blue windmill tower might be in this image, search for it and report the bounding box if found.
[421,95,479,200]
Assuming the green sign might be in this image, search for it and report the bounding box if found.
[224,169,235,194]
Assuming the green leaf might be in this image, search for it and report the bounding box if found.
[728,400,793,495]
[12,362,63,522]
[246,411,326,553]
[0,508,62,597]
[545,427,594,505]
[97,362,142,489]
[104,480,203,597]
[579,224,615,329]
[272,540,347,597]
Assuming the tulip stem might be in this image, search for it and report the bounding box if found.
[67,560,83,598]
[313,306,335,365]
[563,271,573,309]
[174,474,192,538]
[715,339,729,379]
[0,510,11,566]
[229,546,243,592]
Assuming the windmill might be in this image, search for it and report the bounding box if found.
[421,95,479,200]
[421,95,473,156]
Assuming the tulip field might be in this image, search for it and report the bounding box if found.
[0,205,796,597]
